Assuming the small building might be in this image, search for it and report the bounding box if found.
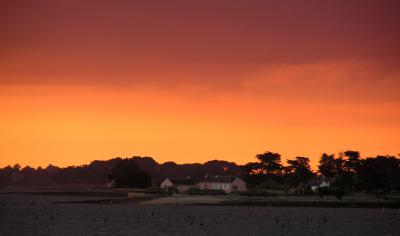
[231,178,247,192]
[307,177,333,191]
[197,175,247,193]
[107,179,115,188]
[160,178,195,193]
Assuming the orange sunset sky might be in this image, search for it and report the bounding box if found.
[1,0,399,169]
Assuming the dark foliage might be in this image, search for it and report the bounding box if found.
[356,156,400,192]
[107,159,152,188]
[344,150,361,172]
[0,157,244,187]
[256,151,282,175]
[186,188,226,195]
[317,187,347,200]
[243,151,315,190]
[52,159,121,185]
[243,150,400,194]
[1,151,399,193]
[285,156,315,186]
[318,153,340,178]
[238,188,276,197]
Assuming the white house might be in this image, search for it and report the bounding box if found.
[307,177,333,191]
[231,178,247,192]
[197,175,247,193]
[160,178,195,193]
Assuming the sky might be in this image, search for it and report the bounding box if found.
[1,0,400,169]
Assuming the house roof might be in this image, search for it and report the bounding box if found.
[169,178,195,185]
[200,175,232,183]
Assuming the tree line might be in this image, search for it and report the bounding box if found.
[0,157,243,187]
[0,151,399,193]
[243,151,400,193]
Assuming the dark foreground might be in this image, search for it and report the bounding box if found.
[1,194,400,236]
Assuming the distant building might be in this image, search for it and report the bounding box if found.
[160,178,195,193]
[307,176,333,191]
[231,177,247,192]
[197,175,247,193]
[107,179,115,188]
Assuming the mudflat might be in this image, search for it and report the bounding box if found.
[1,193,400,236]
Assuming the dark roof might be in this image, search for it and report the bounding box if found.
[169,178,195,185]
[307,179,324,186]
[306,177,334,186]
[200,175,231,183]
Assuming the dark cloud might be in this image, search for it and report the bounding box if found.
[0,0,399,88]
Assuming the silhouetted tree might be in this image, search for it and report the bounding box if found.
[130,156,158,179]
[242,151,283,188]
[243,162,263,174]
[13,164,21,171]
[331,171,358,191]
[335,153,346,175]
[21,166,36,181]
[344,150,361,172]
[357,155,400,192]
[329,150,362,190]
[285,157,315,186]
[318,153,345,178]
[203,160,243,175]
[242,162,265,187]
[0,165,14,185]
[107,159,152,188]
[256,151,282,175]
[318,153,337,178]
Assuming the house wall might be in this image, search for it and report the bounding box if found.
[197,182,232,193]
[160,179,173,190]
[176,185,193,193]
[231,178,247,192]
[160,179,194,192]
[107,180,115,188]
[320,181,330,188]
[311,186,318,191]
[310,181,331,191]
